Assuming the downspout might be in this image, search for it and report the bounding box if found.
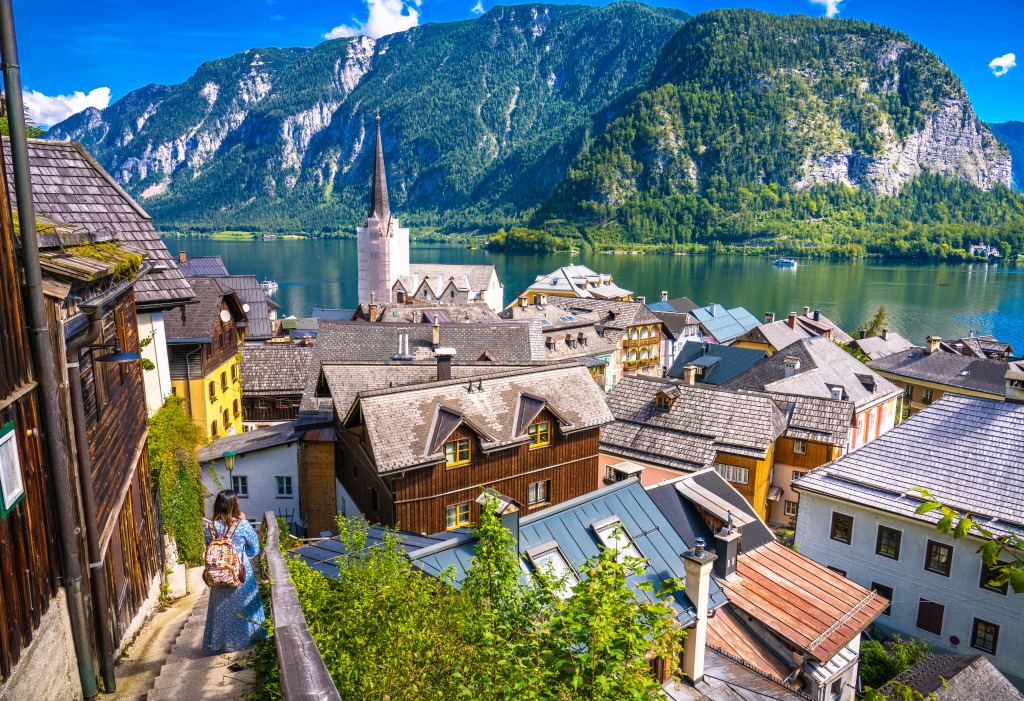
[65,262,154,694]
[0,5,98,697]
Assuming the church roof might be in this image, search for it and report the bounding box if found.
[368,116,390,226]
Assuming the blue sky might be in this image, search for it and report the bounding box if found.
[11,0,1022,126]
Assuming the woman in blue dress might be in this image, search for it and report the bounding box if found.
[203,490,268,654]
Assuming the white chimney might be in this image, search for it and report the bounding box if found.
[926,336,941,354]
[764,312,775,324]
[803,306,810,317]
[661,291,668,302]
[881,327,889,341]
[682,538,716,684]
[683,364,697,386]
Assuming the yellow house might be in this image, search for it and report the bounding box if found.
[164,277,248,438]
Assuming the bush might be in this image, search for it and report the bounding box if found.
[859,636,931,690]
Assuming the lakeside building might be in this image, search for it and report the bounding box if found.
[174,252,228,276]
[867,336,1010,416]
[2,138,194,418]
[937,333,1015,359]
[164,277,248,438]
[793,385,1024,687]
[353,300,502,323]
[394,264,504,311]
[846,327,914,360]
[736,307,854,355]
[518,264,633,303]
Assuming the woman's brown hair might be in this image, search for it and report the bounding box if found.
[212,490,241,530]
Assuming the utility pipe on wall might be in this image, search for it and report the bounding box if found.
[0,2,98,696]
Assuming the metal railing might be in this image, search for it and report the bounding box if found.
[261,511,341,701]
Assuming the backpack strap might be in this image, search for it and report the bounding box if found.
[226,518,241,540]
[207,521,218,541]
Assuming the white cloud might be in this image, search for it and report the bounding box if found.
[470,0,484,14]
[989,53,1016,77]
[324,0,419,39]
[808,0,842,18]
[22,87,111,127]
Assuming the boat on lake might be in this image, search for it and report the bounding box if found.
[260,278,278,292]
[772,258,798,268]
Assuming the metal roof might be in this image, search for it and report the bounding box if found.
[690,305,760,344]
[668,341,768,386]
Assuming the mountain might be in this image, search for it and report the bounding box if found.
[48,2,688,232]
[48,3,1016,252]
[989,121,1023,190]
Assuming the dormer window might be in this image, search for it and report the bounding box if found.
[656,395,672,412]
[525,542,578,599]
[592,517,643,565]
[445,438,471,467]
[528,422,550,448]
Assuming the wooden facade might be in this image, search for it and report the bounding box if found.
[713,444,774,523]
[243,395,301,425]
[297,435,337,535]
[770,437,839,526]
[338,409,601,535]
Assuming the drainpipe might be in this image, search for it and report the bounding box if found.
[0,4,98,697]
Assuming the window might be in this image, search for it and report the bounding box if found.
[629,328,638,341]
[528,480,550,506]
[640,326,649,339]
[0,422,26,516]
[526,543,578,599]
[233,399,240,417]
[445,501,470,529]
[529,422,550,448]
[826,565,847,577]
[655,395,672,411]
[232,475,248,497]
[231,364,237,381]
[210,421,218,437]
[714,463,749,485]
[792,470,806,482]
[925,540,953,576]
[871,582,893,616]
[904,384,914,399]
[830,512,853,544]
[980,561,1009,595]
[793,439,807,455]
[875,525,902,560]
[593,518,642,564]
[276,476,293,497]
[371,488,380,518]
[784,500,799,517]
[916,599,944,635]
[922,388,934,404]
[971,618,999,654]
[223,409,230,428]
[605,465,616,481]
[830,679,843,698]
[209,381,216,400]
[221,371,228,391]
[444,438,471,467]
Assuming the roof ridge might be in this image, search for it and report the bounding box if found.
[356,362,587,398]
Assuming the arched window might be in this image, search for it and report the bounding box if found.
[640,348,649,361]
[629,328,638,340]
[628,349,637,362]
[640,326,649,339]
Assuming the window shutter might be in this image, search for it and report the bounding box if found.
[0,421,26,518]
[916,598,944,635]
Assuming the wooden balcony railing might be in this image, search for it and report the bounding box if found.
[261,511,341,701]
[622,337,661,349]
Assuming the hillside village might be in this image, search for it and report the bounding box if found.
[1,32,1023,701]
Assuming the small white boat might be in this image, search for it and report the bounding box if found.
[772,258,798,268]
[260,278,278,292]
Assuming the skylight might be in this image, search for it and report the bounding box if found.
[592,519,643,565]
[526,544,578,599]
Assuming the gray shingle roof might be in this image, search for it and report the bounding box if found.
[668,341,768,386]
[794,394,1024,538]
[552,297,663,334]
[197,421,302,464]
[847,331,914,360]
[2,138,193,308]
[879,655,1024,701]
[602,376,788,467]
[403,263,500,296]
[749,312,854,350]
[240,345,314,395]
[723,337,901,410]
[353,364,614,473]
[769,393,853,446]
[522,265,633,299]
[867,347,1008,396]
[164,277,245,341]
[214,275,275,340]
[176,255,229,277]
[649,310,699,339]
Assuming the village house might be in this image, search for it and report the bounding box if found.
[867,336,1010,415]
[792,381,1024,687]
[846,327,914,360]
[723,336,903,452]
[3,138,194,417]
[687,303,761,345]
[937,333,1015,359]
[736,307,854,355]
[666,341,768,386]
[164,276,248,438]
[518,264,633,304]
[239,344,314,429]
[651,311,702,372]
[353,300,503,323]
[393,264,504,311]
[333,364,613,535]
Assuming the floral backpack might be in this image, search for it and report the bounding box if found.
[202,519,246,588]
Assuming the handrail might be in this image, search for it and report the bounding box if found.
[261,511,341,701]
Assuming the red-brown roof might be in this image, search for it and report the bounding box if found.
[708,606,796,684]
[719,542,889,661]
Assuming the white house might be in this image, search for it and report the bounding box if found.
[793,382,1024,688]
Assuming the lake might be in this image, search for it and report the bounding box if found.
[163,236,1024,351]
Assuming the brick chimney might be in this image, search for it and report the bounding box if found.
[764,312,775,324]
[178,251,187,264]
[784,356,801,378]
[682,364,697,385]
[1006,361,1024,404]
[713,520,740,580]
[926,336,941,354]
[788,312,798,329]
[435,347,456,381]
[803,306,810,317]
[881,327,889,341]
[661,291,668,302]
[681,538,716,684]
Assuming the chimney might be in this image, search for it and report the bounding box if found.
[518,295,529,308]
[829,385,844,401]
[764,312,775,324]
[713,521,740,580]
[859,329,867,340]
[803,306,810,317]
[178,251,187,264]
[435,347,455,381]
[682,364,698,385]
[783,356,800,378]
[682,538,716,684]
[432,319,441,348]
[1005,362,1024,404]
[813,310,821,322]
[787,312,797,329]
[661,291,668,302]
[881,327,889,341]
[709,304,716,318]
[537,293,548,305]
[926,335,941,354]
[368,294,378,322]
[476,491,520,556]
[637,295,646,305]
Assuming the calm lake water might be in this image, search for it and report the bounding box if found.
[164,236,1024,350]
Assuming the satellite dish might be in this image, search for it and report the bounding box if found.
[242,303,250,313]
[220,309,231,323]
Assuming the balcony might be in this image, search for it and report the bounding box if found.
[624,357,660,369]
[622,337,660,349]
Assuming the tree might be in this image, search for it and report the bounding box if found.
[998,240,1011,260]
[859,304,889,337]
[859,637,930,690]
[0,103,47,139]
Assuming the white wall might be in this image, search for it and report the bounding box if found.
[138,311,173,417]
[794,493,1024,686]
[203,442,300,530]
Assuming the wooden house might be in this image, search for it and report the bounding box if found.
[239,345,314,429]
[164,277,248,438]
[331,364,614,535]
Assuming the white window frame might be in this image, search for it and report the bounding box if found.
[793,438,807,455]
[231,474,249,498]
[528,479,550,505]
[525,541,578,598]
[792,470,806,482]
[591,516,643,565]
[0,422,26,517]
[714,463,749,485]
[276,475,293,497]
[784,500,798,517]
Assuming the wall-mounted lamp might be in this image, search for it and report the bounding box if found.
[89,342,142,364]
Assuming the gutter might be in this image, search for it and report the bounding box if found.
[0,7,98,697]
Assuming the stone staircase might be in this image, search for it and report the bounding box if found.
[145,590,253,701]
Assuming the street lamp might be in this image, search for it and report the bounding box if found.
[222,451,238,492]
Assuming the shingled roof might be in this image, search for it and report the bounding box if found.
[602,376,788,469]
[176,254,229,277]
[164,277,246,342]
[399,264,500,298]
[2,138,193,309]
[745,310,854,350]
[769,392,854,446]
[552,298,662,342]
[213,275,275,340]
[879,655,1024,701]
[847,330,914,360]
[346,364,614,473]
[867,346,1009,397]
[240,345,314,396]
[794,394,1024,540]
[197,421,302,464]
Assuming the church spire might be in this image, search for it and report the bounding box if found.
[368,109,391,226]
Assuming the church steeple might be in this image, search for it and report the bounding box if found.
[368,109,391,227]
